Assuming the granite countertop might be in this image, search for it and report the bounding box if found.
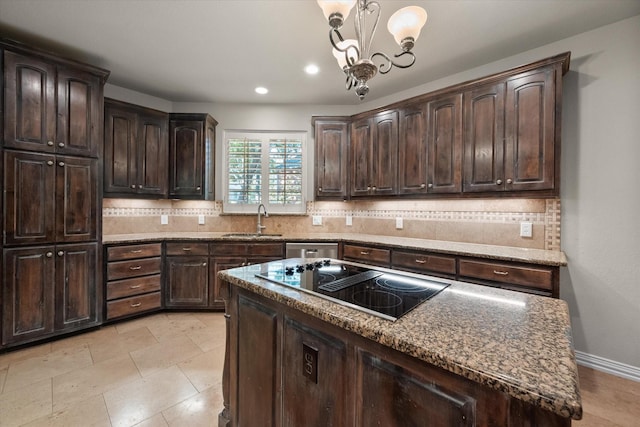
[219,260,582,420]
[102,232,567,266]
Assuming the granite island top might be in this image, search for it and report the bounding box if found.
[219,259,582,420]
[103,232,567,266]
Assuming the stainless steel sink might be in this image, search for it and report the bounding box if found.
[222,233,283,238]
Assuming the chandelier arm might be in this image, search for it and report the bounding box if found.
[329,28,360,67]
[362,0,381,59]
[370,51,417,74]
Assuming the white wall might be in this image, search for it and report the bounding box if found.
[107,15,640,368]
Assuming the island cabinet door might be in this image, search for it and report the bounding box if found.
[281,317,351,427]
[236,295,279,427]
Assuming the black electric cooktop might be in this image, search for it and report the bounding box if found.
[255,260,449,321]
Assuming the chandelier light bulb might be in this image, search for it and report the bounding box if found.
[317,0,356,28]
[387,6,428,49]
[332,39,359,69]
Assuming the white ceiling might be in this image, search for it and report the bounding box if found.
[1,0,639,105]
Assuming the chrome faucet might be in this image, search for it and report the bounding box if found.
[257,203,268,235]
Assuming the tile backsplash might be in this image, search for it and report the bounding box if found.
[103,198,561,251]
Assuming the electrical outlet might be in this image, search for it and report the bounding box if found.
[302,343,318,384]
[312,215,322,226]
[198,215,205,225]
[160,215,169,225]
[520,221,533,238]
[396,217,403,229]
[346,215,353,226]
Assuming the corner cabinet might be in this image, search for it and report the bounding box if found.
[104,99,168,197]
[1,39,108,349]
[313,117,349,200]
[169,113,217,200]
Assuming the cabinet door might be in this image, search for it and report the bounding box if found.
[371,111,399,195]
[211,257,246,309]
[427,93,463,193]
[350,118,372,197]
[505,68,556,191]
[398,104,428,195]
[314,119,349,199]
[3,50,57,153]
[56,66,101,157]
[56,156,97,242]
[282,317,350,426]
[2,246,56,345]
[165,256,209,307]
[137,111,168,196]
[463,82,505,192]
[169,120,204,198]
[55,242,98,330]
[4,151,56,245]
[104,103,137,194]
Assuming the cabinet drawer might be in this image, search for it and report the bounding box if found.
[106,275,161,300]
[106,292,161,320]
[107,257,162,281]
[107,243,162,261]
[166,242,209,256]
[458,259,553,291]
[210,242,284,257]
[343,244,390,267]
[392,251,456,276]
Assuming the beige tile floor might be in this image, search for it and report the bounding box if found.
[0,311,638,426]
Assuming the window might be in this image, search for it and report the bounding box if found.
[223,131,306,213]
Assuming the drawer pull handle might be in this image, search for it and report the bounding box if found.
[493,270,509,276]
[129,285,142,289]
[130,250,142,254]
[182,247,192,251]
[130,302,142,308]
[415,259,427,264]
[360,251,370,255]
[129,266,142,271]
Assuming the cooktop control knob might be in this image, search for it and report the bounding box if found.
[305,263,314,271]
[296,265,305,273]
[314,261,323,268]
[323,259,331,266]
[285,267,295,275]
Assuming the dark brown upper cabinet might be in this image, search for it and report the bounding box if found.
[398,103,428,195]
[169,113,217,200]
[104,99,169,197]
[464,67,559,193]
[427,93,463,193]
[3,49,104,158]
[313,117,349,200]
[4,151,98,246]
[350,111,399,198]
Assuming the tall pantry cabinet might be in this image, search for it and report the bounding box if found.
[0,40,109,348]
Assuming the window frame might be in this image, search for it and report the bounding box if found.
[222,130,307,214]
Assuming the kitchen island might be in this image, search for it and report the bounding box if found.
[217,259,581,426]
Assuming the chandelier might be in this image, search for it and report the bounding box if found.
[317,0,428,100]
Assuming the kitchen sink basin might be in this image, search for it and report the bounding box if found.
[222,233,283,238]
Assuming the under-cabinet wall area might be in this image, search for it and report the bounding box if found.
[102,197,561,251]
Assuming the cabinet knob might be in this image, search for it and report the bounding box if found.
[506,178,513,184]
[196,186,201,191]
[47,141,54,146]
[428,183,433,188]
[58,161,65,167]
[372,186,377,191]
[58,142,65,148]
[46,252,53,258]
[138,185,143,189]
[57,251,64,257]
[47,160,54,166]
[366,186,371,191]
[318,187,323,192]
[130,184,136,189]
[202,262,207,267]
[496,179,503,185]
[420,183,426,189]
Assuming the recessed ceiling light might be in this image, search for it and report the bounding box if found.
[255,86,268,95]
[305,64,320,75]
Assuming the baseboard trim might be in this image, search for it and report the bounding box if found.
[576,350,640,382]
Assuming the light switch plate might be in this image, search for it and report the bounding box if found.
[312,215,322,226]
[161,215,169,225]
[395,217,403,229]
[520,221,533,237]
[198,215,205,225]
[346,216,353,226]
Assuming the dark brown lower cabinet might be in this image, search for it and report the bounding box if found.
[165,255,210,308]
[221,288,570,427]
[2,243,99,347]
